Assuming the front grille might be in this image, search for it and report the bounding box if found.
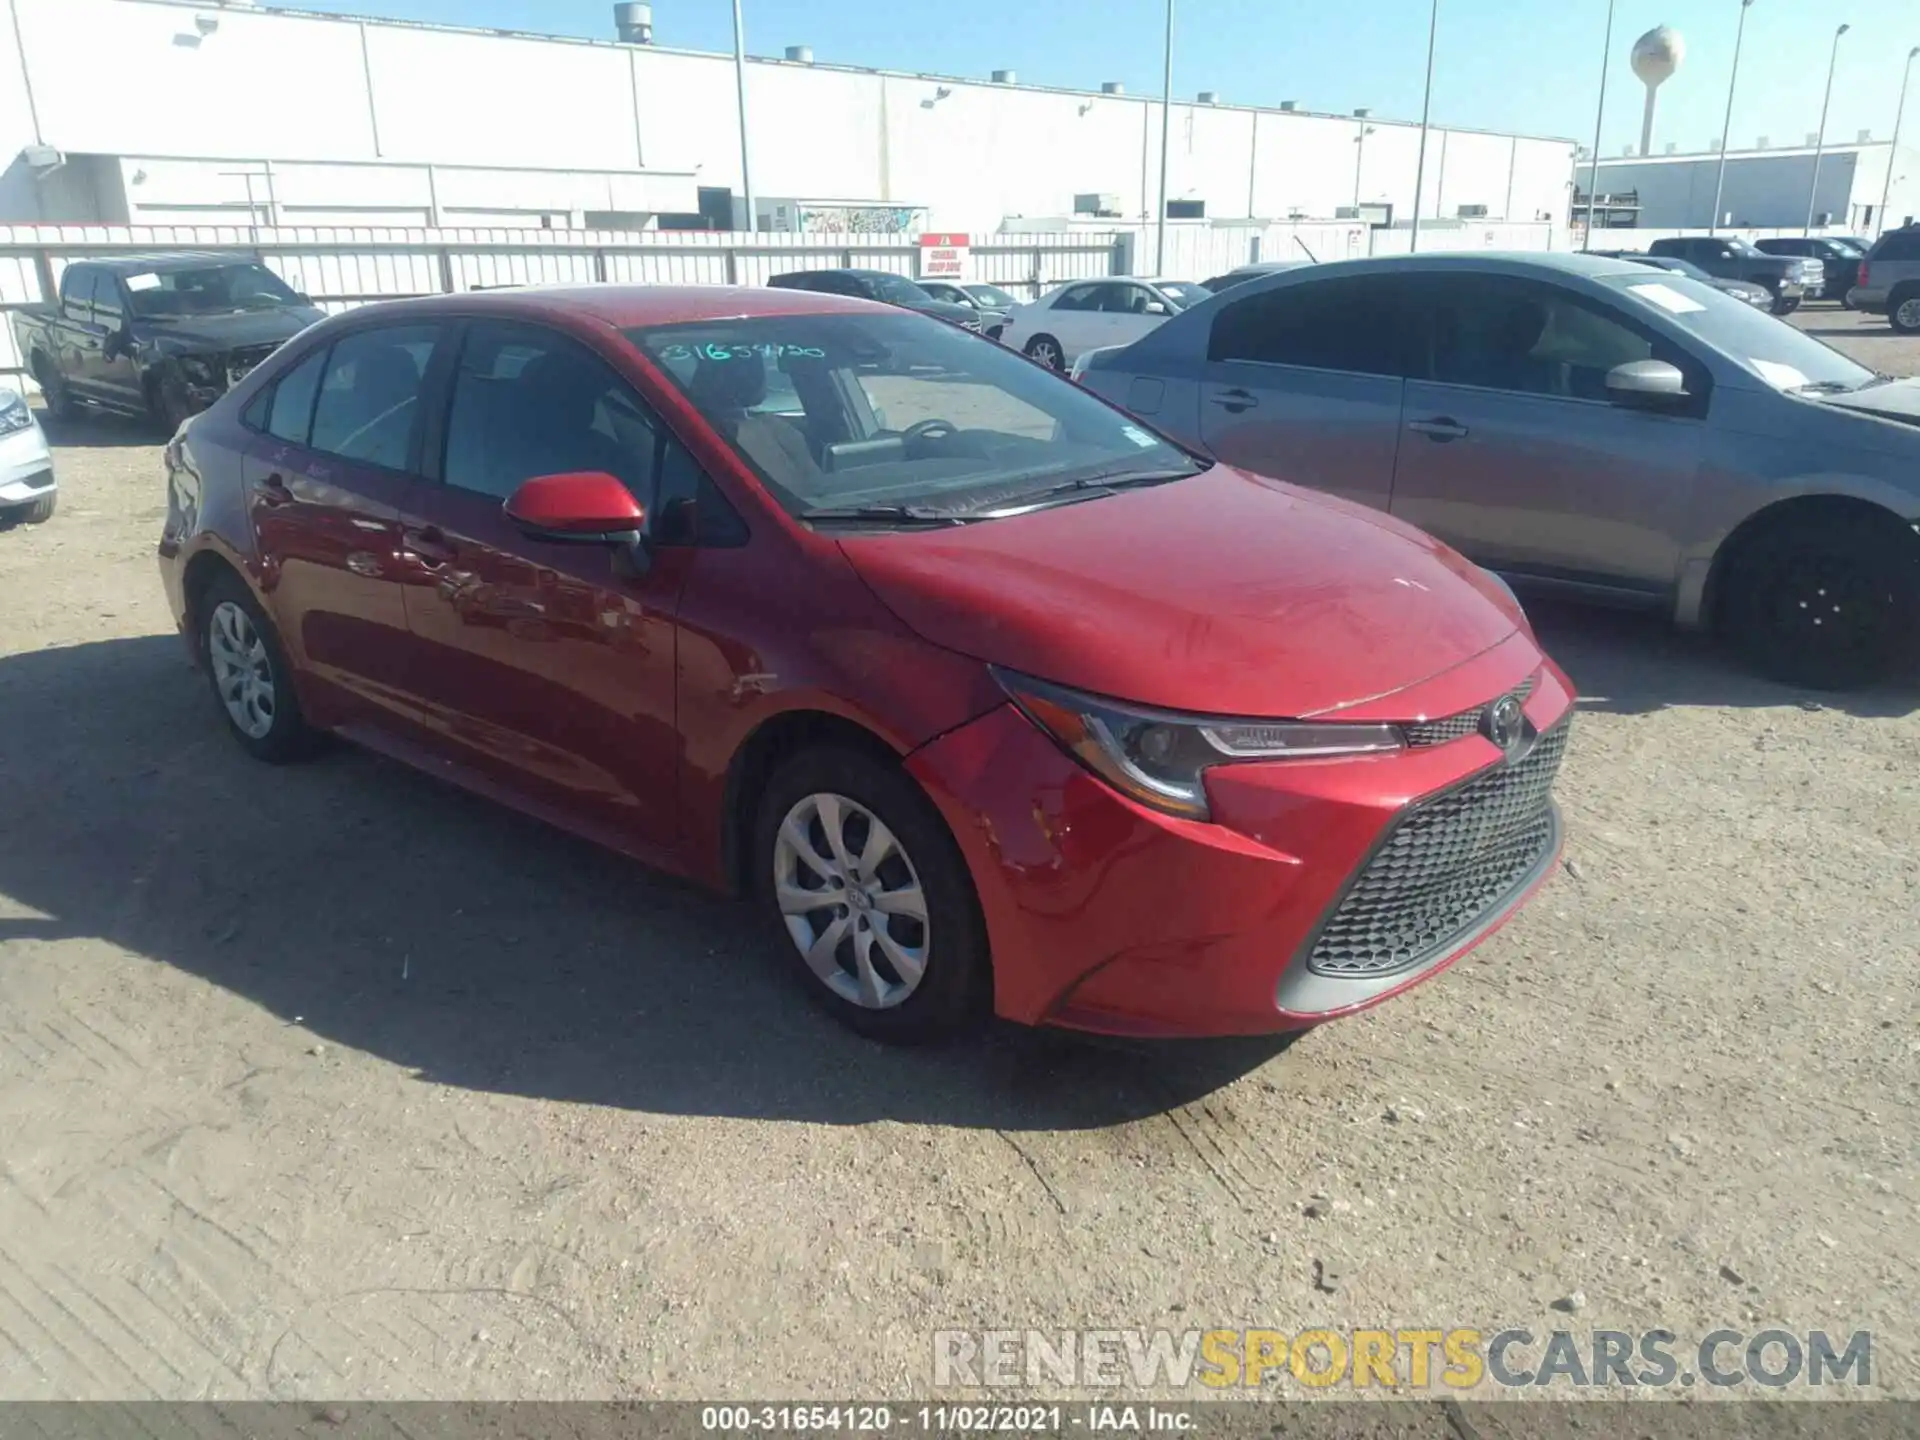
[1404,674,1536,747]
[1304,719,1569,978]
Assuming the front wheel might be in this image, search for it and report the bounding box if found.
[13,492,55,526]
[1024,334,1064,371]
[155,367,199,434]
[1719,515,1919,690]
[752,746,989,1042]
[1889,290,1920,335]
[1770,295,1801,317]
[33,357,77,422]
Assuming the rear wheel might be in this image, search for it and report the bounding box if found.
[1024,334,1064,371]
[199,572,320,762]
[1719,512,1919,690]
[752,746,989,1043]
[1889,288,1920,335]
[32,356,76,422]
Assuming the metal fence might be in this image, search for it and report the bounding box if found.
[0,224,1125,386]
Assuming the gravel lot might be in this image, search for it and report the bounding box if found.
[0,307,1915,1404]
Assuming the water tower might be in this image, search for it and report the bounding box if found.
[1631,26,1686,157]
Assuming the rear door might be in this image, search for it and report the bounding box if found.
[1193,274,1413,511]
[1038,282,1117,362]
[56,267,107,402]
[240,321,448,729]
[403,318,693,856]
[1099,281,1176,350]
[1389,273,1706,596]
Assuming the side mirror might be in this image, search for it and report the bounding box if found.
[1606,360,1688,409]
[504,471,647,546]
[1143,300,1170,316]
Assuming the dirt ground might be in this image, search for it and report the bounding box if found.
[0,307,1915,1403]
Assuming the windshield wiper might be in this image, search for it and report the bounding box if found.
[800,503,971,527]
[954,465,1204,519]
[1792,379,1862,395]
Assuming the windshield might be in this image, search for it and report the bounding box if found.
[964,284,1017,308]
[1155,281,1211,310]
[628,312,1202,522]
[1641,256,1712,282]
[1722,237,1764,257]
[865,274,935,305]
[1828,237,1867,256]
[1599,272,1874,392]
[122,263,304,318]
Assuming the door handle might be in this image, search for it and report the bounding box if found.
[402,526,457,565]
[1209,388,1259,413]
[1408,417,1470,441]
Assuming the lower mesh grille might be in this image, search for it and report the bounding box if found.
[1304,720,1569,978]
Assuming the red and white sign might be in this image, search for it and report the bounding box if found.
[918,232,970,280]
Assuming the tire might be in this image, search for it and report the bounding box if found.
[751,745,990,1043]
[1770,295,1800,317]
[154,366,198,434]
[15,492,55,525]
[1889,288,1920,336]
[1719,512,1920,691]
[33,356,77,422]
[1843,288,1861,311]
[198,571,320,762]
[1024,334,1065,371]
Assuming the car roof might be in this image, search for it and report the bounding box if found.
[76,252,265,274]
[1251,250,1652,281]
[313,284,891,328]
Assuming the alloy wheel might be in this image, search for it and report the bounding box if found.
[207,600,277,739]
[1028,339,1063,370]
[1895,296,1920,331]
[772,791,930,1010]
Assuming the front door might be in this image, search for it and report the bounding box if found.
[1388,274,1705,596]
[240,321,447,730]
[1195,274,1412,512]
[404,319,689,857]
[89,276,144,412]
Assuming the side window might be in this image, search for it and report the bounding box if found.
[1100,285,1151,314]
[265,348,329,445]
[1206,278,1410,377]
[58,267,95,318]
[441,321,660,504]
[309,324,441,470]
[90,276,123,324]
[1425,278,1670,402]
[1051,284,1101,312]
[1880,231,1920,261]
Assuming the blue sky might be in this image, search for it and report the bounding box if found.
[287,0,1918,152]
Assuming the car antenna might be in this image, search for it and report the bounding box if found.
[1295,238,1319,263]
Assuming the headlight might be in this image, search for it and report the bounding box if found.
[179,356,220,384]
[995,669,1404,821]
[0,389,29,435]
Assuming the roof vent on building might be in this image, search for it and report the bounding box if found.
[1101,81,1125,94]
[1858,129,1873,143]
[992,68,1017,83]
[1665,141,1677,154]
[1806,132,1820,146]
[1197,90,1219,104]
[1755,136,1768,148]
[1622,145,1635,156]
[1353,107,1372,118]
[613,2,653,43]
[1279,100,1297,111]
[785,45,813,62]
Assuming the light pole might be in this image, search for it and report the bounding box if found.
[1805,23,1851,234]
[1354,124,1376,207]
[1154,0,1174,275]
[731,0,756,232]
[1709,0,1754,235]
[1583,0,1618,249]
[1409,0,1439,252]
[1881,46,1920,235]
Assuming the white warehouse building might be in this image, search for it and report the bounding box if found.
[1585,141,1920,234]
[0,0,1579,238]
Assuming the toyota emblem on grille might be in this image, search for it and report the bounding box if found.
[1482,694,1526,754]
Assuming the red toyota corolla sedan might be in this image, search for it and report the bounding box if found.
[158,285,1574,1042]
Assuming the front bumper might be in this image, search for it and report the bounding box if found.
[907,656,1576,1038]
[0,421,55,506]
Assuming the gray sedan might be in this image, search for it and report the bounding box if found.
[1075,252,1920,689]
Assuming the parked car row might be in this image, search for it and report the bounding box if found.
[154,279,1576,1046]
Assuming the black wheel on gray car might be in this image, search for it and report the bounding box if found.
[1719,512,1920,691]
[156,367,198,434]
[15,493,55,526]
[198,571,320,763]
[1770,295,1800,317]
[1889,288,1920,335]
[1024,334,1065,371]
[751,746,989,1043]
[32,356,76,423]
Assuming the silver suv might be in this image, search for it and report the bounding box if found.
[1075,252,1920,689]
[1854,225,1920,333]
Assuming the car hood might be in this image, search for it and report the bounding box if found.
[139,307,326,349]
[903,298,984,325]
[1814,377,1920,429]
[836,466,1525,718]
